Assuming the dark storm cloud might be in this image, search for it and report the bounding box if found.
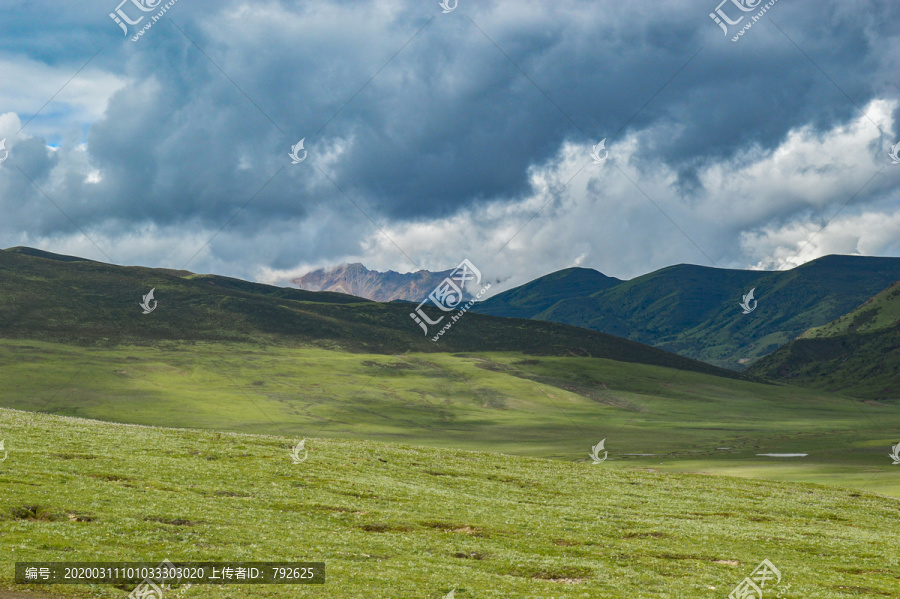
[0,0,898,277]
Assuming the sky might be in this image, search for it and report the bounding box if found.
[0,0,899,294]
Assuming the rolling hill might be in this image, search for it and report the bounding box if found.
[0,246,737,379]
[473,255,900,370]
[749,282,900,400]
[2,246,898,499]
[471,266,622,319]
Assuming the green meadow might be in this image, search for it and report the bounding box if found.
[1,407,898,598]
[1,339,897,498]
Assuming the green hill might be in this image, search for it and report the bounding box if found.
[2,247,898,500]
[474,267,622,319]
[749,282,900,400]
[801,281,900,338]
[1,408,898,598]
[0,246,738,379]
[474,255,900,370]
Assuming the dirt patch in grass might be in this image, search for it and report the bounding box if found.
[451,526,483,535]
[66,513,94,522]
[419,521,486,536]
[453,552,488,560]
[507,566,592,582]
[210,490,252,497]
[50,453,97,460]
[307,504,354,513]
[10,505,64,522]
[359,523,414,533]
[144,516,198,526]
[86,474,130,482]
[10,506,92,524]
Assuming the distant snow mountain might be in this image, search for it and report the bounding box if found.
[292,263,469,303]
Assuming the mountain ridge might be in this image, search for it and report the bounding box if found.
[472,254,900,369]
[0,247,742,380]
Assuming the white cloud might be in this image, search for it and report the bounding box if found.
[277,98,900,292]
[0,56,127,140]
[742,209,900,270]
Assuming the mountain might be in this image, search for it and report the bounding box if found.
[293,262,467,302]
[749,281,900,400]
[473,267,622,319]
[0,247,741,379]
[473,255,900,370]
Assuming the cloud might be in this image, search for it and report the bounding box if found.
[268,97,899,292]
[0,56,127,141]
[742,209,900,270]
[0,0,898,288]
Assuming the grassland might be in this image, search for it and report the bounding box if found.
[1,407,899,598]
[1,339,897,498]
[2,249,899,597]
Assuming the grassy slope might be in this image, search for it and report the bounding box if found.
[750,282,900,400]
[0,248,737,379]
[472,268,622,320]
[2,408,899,599]
[474,255,900,370]
[2,339,897,498]
[802,282,900,338]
